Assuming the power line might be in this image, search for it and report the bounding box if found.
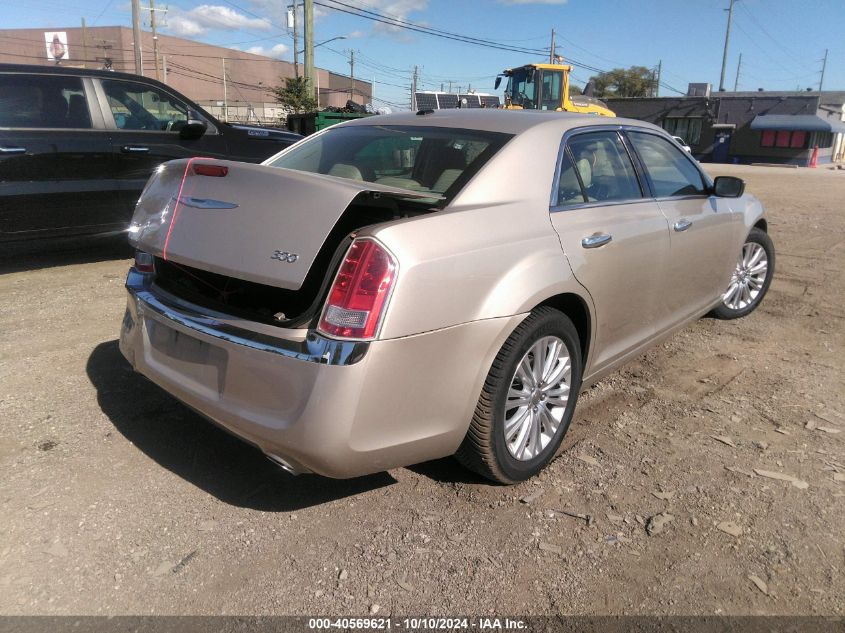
[315,0,552,58]
[737,3,811,66]
[316,0,685,95]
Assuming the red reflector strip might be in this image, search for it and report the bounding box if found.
[193,164,228,177]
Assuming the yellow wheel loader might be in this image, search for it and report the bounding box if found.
[495,63,615,117]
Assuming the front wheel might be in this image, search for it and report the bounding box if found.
[455,307,583,484]
[711,227,775,320]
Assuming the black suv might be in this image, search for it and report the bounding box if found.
[0,64,301,242]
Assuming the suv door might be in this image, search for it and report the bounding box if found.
[626,130,742,323]
[95,77,229,214]
[550,129,670,375]
[0,73,115,240]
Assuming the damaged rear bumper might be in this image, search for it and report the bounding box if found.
[119,269,523,478]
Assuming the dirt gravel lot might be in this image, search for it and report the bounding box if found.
[0,164,843,616]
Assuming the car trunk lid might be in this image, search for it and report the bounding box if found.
[129,158,436,290]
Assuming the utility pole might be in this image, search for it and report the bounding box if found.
[652,59,662,97]
[81,18,88,68]
[411,65,418,110]
[304,0,315,101]
[733,52,742,91]
[819,48,828,92]
[149,0,161,81]
[222,58,228,121]
[448,80,452,93]
[348,49,355,101]
[549,28,556,64]
[718,0,735,92]
[131,0,143,75]
[162,54,167,83]
[291,0,299,78]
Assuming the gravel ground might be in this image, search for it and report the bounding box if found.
[0,164,843,616]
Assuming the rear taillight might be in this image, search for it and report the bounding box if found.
[134,250,155,274]
[318,238,397,340]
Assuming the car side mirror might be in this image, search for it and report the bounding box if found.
[712,176,745,198]
[494,76,502,90]
[179,111,207,140]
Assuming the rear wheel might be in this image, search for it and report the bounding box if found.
[456,307,582,484]
[711,227,775,320]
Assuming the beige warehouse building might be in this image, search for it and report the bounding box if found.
[0,26,373,124]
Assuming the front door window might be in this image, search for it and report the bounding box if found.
[627,132,708,197]
[101,79,188,132]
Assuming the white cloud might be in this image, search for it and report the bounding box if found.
[244,43,290,59]
[498,0,567,4]
[164,5,273,38]
[362,0,429,35]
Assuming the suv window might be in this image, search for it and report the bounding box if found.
[101,79,188,132]
[566,131,642,203]
[627,131,708,197]
[0,74,91,129]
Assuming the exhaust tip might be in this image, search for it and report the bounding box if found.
[265,453,309,476]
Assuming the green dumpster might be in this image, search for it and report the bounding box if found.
[286,111,374,136]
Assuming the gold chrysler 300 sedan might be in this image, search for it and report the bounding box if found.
[119,110,774,483]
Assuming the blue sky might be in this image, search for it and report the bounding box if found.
[4,0,842,109]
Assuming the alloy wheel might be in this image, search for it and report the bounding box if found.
[503,336,571,461]
[723,242,768,311]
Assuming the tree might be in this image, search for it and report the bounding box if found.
[589,66,655,98]
[271,76,317,113]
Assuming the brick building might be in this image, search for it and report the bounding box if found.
[0,26,372,124]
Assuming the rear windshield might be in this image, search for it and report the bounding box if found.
[265,124,513,206]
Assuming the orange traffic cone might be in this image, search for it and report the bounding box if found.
[809,144,819,168]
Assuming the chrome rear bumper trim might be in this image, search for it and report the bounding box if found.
[125,268,368,366]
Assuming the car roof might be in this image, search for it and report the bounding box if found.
[0,63,173,89]
[338,108,665,136]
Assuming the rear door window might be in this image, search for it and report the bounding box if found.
[555,149,588,207]
[0,74,91,129]
[627,131,708,197]
[566,131,642,203]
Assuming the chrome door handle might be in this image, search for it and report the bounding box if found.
[122,146,150,153]
[674,219,693,232]
[581,233,612,249]
[0,146,26,154]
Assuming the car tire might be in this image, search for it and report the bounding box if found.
[711,228,775,320]
[455,307,583,484]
